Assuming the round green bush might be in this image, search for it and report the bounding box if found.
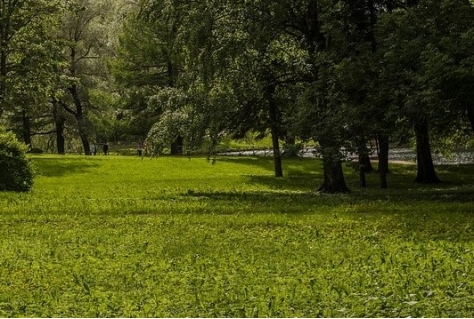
[0,129,35,192]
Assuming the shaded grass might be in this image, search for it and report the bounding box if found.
[0,155,474,317]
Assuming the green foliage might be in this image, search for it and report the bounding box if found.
[0,129,35,192]
[0,0,65,131]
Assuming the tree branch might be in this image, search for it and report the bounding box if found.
[57,99,77,116]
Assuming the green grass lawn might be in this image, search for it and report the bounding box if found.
[1,154,474,317]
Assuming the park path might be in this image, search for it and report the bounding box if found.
[220,147,474,165]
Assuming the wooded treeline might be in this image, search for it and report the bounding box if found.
[1,0,474,192]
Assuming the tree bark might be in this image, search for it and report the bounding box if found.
[52,100,66,155]
[77,115,91,155]
[269,118,283,178]
[69,84,91,155]
[358,140,374,173]
[414,119,440,183]
[318,145,350,193]
[67,43,91,155]
[377,134,389,189]
[266,84,283,178]
[56,119,66,155]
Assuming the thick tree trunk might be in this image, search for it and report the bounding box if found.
[414,119,440,183]
[53,100,65,155]
[318,146,350,193]
[22,110,31,147]
[377,134,389,189]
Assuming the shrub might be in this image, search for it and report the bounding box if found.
[0,129,35,192]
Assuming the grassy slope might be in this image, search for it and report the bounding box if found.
[1,154,474,317]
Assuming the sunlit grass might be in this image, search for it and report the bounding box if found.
[1,154,474,317]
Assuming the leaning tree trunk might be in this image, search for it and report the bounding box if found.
[77,115,91,155]
[266,84,283,178]
[414,119,440,183]
[69,85,91,155]
[318,145,350,193]
[376,134,389,188]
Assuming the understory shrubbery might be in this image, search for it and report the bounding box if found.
[0,128,35,192]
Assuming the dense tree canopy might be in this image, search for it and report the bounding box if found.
[1,0,474,192]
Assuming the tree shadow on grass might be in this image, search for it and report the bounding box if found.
[179,187,474,243]
[182,162,474,210]
[350,164,474,203]
[34,157,100,177]
[213,157,474,203]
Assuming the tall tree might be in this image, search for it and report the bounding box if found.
[190,1,304,177]
[285,0,352,193]
[376,0,474,183]
[53,0,113,155]
[0,0,63,142]
[111,0,189,154]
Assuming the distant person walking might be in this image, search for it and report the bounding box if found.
[103,142,109,155]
